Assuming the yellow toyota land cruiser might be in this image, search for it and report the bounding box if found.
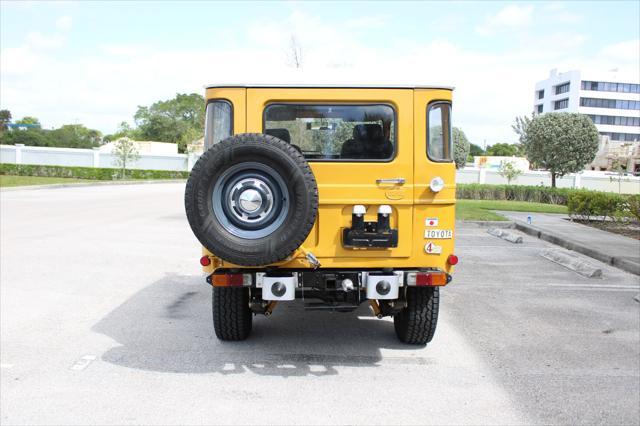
[185,84,457,344]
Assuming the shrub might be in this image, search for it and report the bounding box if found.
[0,163,188,180]
[566,191,629,222]
[456,184,572,205]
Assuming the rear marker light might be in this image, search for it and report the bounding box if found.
[211,274,252,287]
[406,272,449,286]
[200,256,211,266]
[448,254,459,265]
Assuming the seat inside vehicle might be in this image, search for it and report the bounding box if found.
[265,128,302,154]
[341,124,393,159]
[265,128,291,143]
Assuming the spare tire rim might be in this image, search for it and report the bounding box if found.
[212,162,289,239]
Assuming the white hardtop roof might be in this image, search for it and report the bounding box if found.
[205,83,454,90]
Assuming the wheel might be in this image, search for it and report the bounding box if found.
[184,133,318,266]
[212,287,252,341]
[394,287,439,344]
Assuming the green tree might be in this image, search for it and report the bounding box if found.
[0,109,11,131]
[512,114,532,145]
[498,160,523,184]
[180,127,203,153]
[452,127,470,169]
[526,113,599,188]
[609,157,627,194]
[512,114,534,165]
[104,121,139,142]
[469,143,484,156]
[14,116,41,128]
[485,142,519,156]
[134,93,204,152]
[112,138,140,178]
[0,128,52,146]
[49,124,102,148]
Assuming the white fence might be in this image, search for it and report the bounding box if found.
[1,144,638,194]
[0,144,196,172]
[457,167,639,194]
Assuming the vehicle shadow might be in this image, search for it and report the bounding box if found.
[92,273,421,377]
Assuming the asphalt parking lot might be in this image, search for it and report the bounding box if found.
[1,183,639,425]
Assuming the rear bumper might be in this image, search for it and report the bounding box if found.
[207,268,451,300]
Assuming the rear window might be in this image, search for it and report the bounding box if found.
[264,104,395,161]
[204,100,232,150]
[427,102,452,162]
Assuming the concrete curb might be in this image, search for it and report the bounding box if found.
[487,227,523,244]
[0,179,186,192]
[513,220,640,276]
[540,248,603,278]
[459,220,514,228]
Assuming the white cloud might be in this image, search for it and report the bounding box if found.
[535,32,588,50]
[476,4,534,36]
[600,39,640,62]
[1,17,71,76]
[543,2,582,23]
[0,47,39,74]
[25,31,66,49]
[55,16,73,32]
[99,43,146,57]
[345,16,386,29]
[545,2,565,12]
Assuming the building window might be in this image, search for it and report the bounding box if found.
[599,132,640,142]
[580,97,640,110]
[581,80,640,93]
[587,114,640,126]
[536,104,543,114]
[537,90,544,99]
[555,82,570,95]
[554,98,569,110]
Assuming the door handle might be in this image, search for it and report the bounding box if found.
[376,178,406,185]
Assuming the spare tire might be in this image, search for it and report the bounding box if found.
[185,133,318,266]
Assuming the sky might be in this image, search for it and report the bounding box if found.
[1,0,639,146]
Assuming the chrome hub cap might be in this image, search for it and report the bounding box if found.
[228,178,273,223]
[238,188,263,213]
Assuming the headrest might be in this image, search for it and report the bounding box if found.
[265,128,291,143]
[353,124,383,141]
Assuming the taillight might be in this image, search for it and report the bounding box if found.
[448,254,459,265]
[200,256,211,266]
[211,274,252,287]
[406,271,448,286]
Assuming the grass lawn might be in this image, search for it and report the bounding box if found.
[457,199,568,221]
[0,175,89,188]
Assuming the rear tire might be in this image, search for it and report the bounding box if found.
[394,287,439,345]
[212,287,252,341]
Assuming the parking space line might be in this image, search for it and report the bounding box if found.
[70,355,96,371]
[458,283,639,291]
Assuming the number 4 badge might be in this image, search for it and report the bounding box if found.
[424,242,442,254]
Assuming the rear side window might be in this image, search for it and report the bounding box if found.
[204,100,232,150]
[264,104,395,161]
[427,102,452,162]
